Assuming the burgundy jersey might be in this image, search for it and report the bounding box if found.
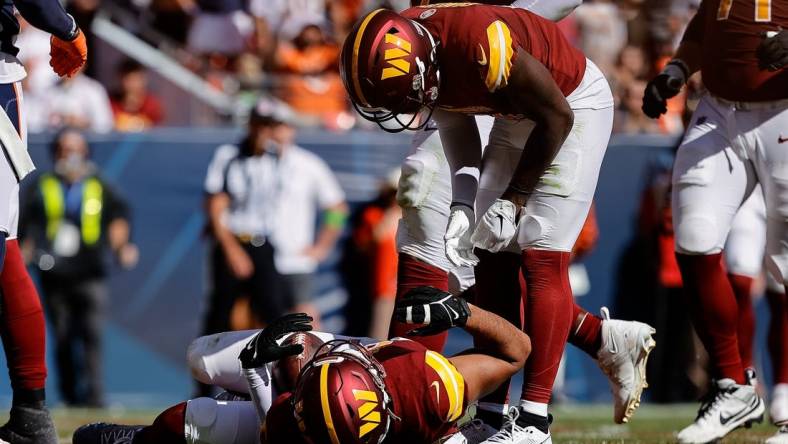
[684,0,787,101]
[401,4,586,115]
[264,339,467,444]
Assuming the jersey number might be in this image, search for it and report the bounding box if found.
[717,0,771,22]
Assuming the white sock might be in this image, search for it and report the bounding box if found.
[478,402,508,415]
[519,400,548,418]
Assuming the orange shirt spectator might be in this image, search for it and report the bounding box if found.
[274,22,348,121]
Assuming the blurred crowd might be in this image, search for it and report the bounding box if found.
[13,0,702,135]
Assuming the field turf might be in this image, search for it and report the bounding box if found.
[17,403,777,443]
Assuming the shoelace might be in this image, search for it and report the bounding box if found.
[458,419,484,433]
[696,383,732,421]
[485,408,531,443]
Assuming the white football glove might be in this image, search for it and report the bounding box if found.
[471,199,518,253]
[444,204,479,267]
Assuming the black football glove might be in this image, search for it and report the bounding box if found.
[642,60,689,119]
[757,30,788,71]
[238,313,313,369]
[394,286,471,336]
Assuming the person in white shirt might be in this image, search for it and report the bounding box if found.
[25,70,113,133]
[202,100,347,361]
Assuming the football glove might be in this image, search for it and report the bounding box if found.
[445,204,479,267]
[238,313,313,369]
[642,60,688,118]
[50,28,88,78]
[757,30,788,71]
[471,198,518,253]
[394,286,471,336]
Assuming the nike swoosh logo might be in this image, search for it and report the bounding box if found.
[477,44,487,66]
[779,135,788,144]
[496,214,505,237]
[719,396,761,425]
[431,381,441,404]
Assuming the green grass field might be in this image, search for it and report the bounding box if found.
[22,403,778,443]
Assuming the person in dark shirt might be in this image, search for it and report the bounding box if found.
[19,128,138,407]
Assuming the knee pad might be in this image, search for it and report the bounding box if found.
[397,136,448,212]
[674,215,723,255]
[184,398,259,444]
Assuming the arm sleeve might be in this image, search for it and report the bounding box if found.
[244,365,274,422]
[511,0,581,22]
[99,180,130,223]
[681,2,707,44]
[310,156,345,208]
[204,145,238,194]
[433,110,482,208]
[13,0,76,41]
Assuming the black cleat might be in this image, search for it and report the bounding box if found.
[0,404,58,444]
[73,423,145,444]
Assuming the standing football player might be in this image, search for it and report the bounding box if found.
[390,2,654,439]
[642,0,787,440]
[0,1,87,442]
[340,4,618,442]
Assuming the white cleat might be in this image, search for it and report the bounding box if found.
[766,425,788,444]
[596,307,656,424]
[771,384,788,426]
[677,378,765,444]
[480,408,551,444]
[442,419,499,444]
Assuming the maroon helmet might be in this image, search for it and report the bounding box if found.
[292,340,395,444]
[339,9,440,132]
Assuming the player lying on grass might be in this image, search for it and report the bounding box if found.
[72,286,532,444]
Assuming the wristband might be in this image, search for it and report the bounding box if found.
[666,59,690,81]
[323,208,347,229]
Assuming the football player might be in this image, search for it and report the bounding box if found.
[340,4,617,442]
[389,1,654,438]
[0,1,87,442]
[641,0,787,439]
[73,287,533,444]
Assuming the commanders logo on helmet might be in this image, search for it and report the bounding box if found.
[340,9,440,132]
[292,340,395,444]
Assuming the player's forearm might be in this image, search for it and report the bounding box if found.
[435,111,483,208]
[108,219,131,252]
[461,303,531,367]
[502,114,572,207]
[14,0,77,41]
[672,40,703,76]
[243,365,274,423]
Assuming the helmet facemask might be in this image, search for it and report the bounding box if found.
[348,19,441,133]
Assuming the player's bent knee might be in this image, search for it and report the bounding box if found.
[674,215,723,255]
[185,398,259,444]
[186,337,213,384]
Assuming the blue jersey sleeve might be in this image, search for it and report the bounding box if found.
[13,0,76,41]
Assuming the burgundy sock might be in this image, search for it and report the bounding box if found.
[569,304,603,359]
[520,250,573,403]
[767,289,788,384]
[676,253,744,383]
[474,250,523,407]
[134,402,187,444]
[388,253,449,351]
[728,273,755,369]
[0,240,47,392]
